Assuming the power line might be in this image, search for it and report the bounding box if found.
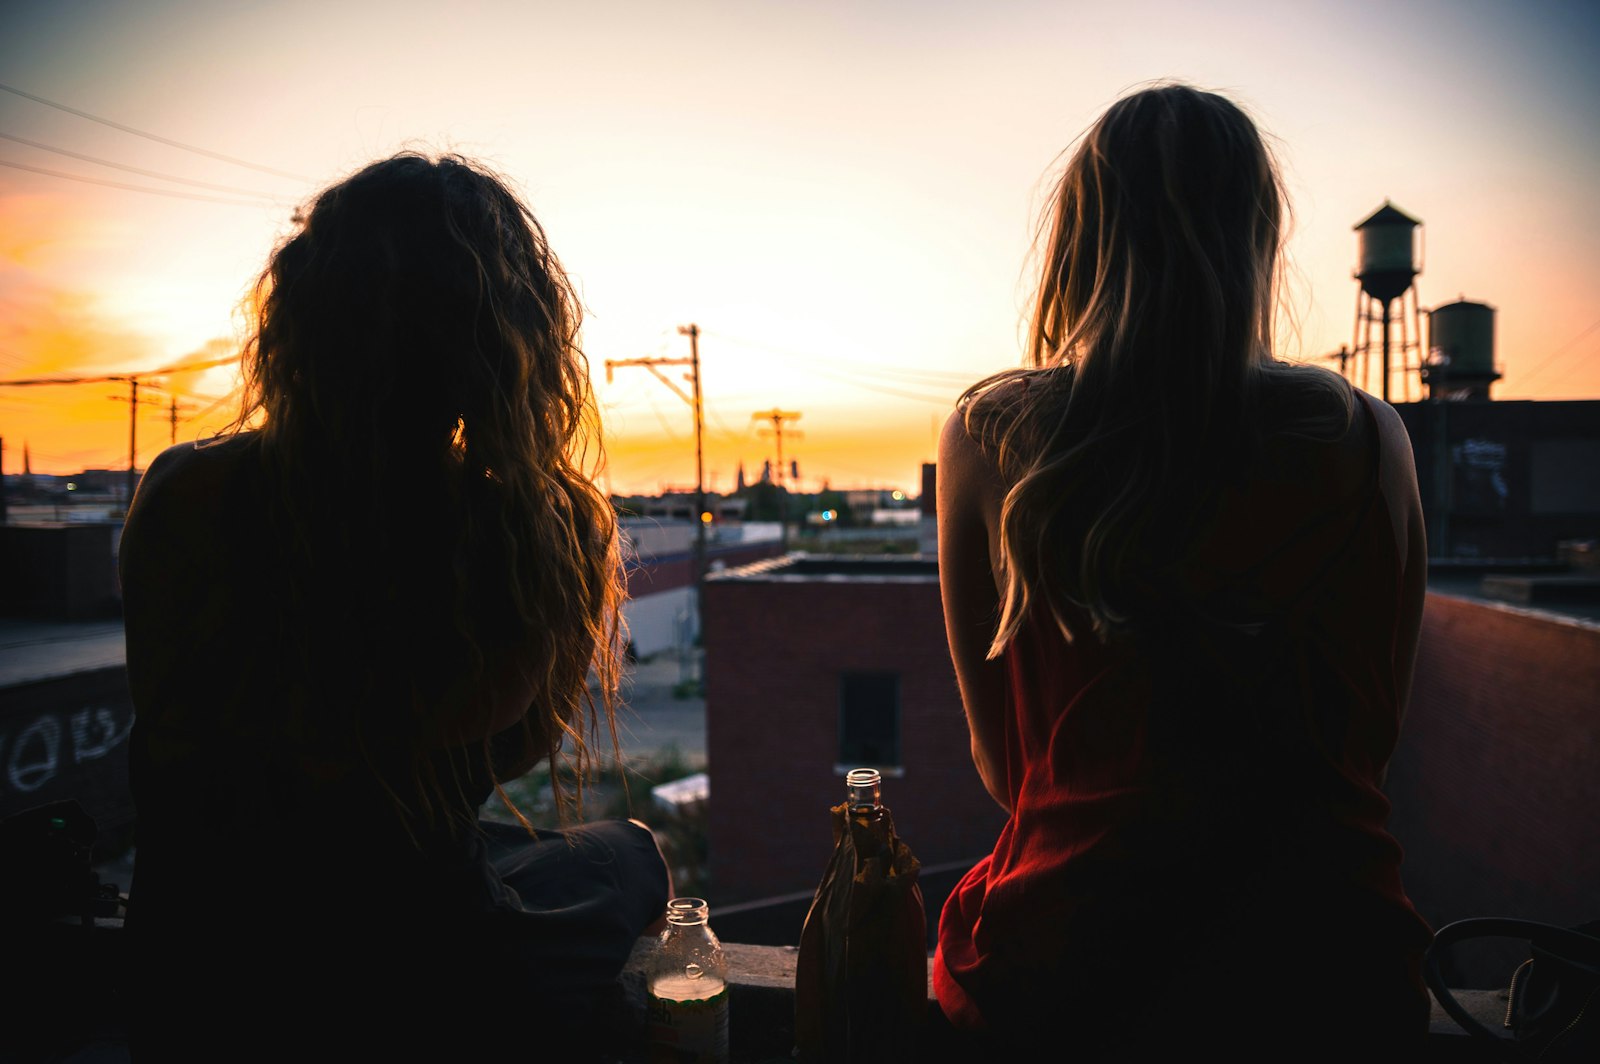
[183,388,242,425]
[807,364,960,406]
[702,328,986,387]
[825,359,984,386]
[644,391,687,443]
[0,130,283,200]
[0,159,272,207]
[156,354,238,375]
[0,83,311,182]
[0,353,236,388]
[1517,313,1600,390]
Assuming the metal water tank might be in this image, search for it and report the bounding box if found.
[1355,201,1421,302]
[1429,300,1496,379]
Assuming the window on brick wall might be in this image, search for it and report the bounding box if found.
[838,672,901,767]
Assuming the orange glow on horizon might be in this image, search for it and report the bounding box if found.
[3,2,1596,483]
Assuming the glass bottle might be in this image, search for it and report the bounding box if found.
[795,767,928,1060]
[647,897,729,1064]
[846,767,882,819]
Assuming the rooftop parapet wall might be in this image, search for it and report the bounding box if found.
[1386,592,1600,985]
[708,557,1600,987]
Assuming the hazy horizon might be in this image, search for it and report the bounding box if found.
[3,0,1597,493]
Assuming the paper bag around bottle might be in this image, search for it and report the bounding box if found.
[793,801,927,1061]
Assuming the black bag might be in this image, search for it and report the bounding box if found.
[1424,917,1600,1061]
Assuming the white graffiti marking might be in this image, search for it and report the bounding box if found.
[1,707,133,795]
[70,708,133,764]
[7,714,62,792]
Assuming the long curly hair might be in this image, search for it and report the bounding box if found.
[965,84,1353,652]
[232,152,622,832]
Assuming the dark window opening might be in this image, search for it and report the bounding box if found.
[839,672,901,767]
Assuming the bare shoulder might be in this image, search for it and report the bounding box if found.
[938,406,1004,521]
[1360,390,1411,453]
[122,434,258,567]
[142,433,257,495]
[1356,392,1420,502]
[1353,391,1424,568]
[939,373,1035,484]
[939,406,990,473]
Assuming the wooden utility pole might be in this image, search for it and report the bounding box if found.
[167,394,198,445]
[606,325,708,636]
[128,378,137,503]
[108,379,163,505]
[0,353,237,508]
[681,323,706,630]
[753,409,802,548]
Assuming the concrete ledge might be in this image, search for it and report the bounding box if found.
[1480,572,1600,606]
[615,938,803,1061]
[18,927,1517,1062]
[618,940,1513,1061]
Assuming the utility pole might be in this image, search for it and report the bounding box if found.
[167,394,198,445]
[0,353,237,510]
[128,378,137,504]
[606,324,708,641]
[681,323,706,636]
[752,409,802,548]
[109,381,163,506]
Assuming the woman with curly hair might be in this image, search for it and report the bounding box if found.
[934,86,1432,1058]
[120,154,667,1056]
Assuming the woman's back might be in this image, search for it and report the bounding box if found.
[935,388,1431,1055]
[117,154,664,1055]
[930,83,1435,1051]
[121,435,525,1050]
[123,432,502,903]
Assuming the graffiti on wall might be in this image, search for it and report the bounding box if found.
[0,706,132,797]
[1453,438,1509,514]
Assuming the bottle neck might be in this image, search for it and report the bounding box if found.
[846,767,883,817]
[665,897,710,929]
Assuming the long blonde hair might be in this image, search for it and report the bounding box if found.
[966,84,1352,653]
[234,153,622,832]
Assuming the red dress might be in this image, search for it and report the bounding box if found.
[933,396,1431,1055]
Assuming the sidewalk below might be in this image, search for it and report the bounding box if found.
[611,650,707,768]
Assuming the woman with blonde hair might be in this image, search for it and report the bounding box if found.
[120,153,667,1056]
[933,85,1432,1057]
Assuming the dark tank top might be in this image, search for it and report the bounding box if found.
[123,439,662,1054]
[933,394,1431,1053]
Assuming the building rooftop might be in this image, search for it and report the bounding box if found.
[708,552,937,583]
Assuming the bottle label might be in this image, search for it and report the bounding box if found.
[647,981,729,1064]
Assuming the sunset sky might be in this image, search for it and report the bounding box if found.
[2,0,1597,493]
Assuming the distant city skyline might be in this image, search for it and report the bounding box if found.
[2,0,1597,493]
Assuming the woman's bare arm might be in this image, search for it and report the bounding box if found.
[938,409,1012,813]
[1370,396,1428,729]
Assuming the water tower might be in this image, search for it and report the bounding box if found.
[1422,298,1500,400]
[1351,202,1424,401]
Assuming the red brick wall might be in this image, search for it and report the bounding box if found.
[704,575,1006,903]
[1385,593,1600,936]
[706,572,1600,955]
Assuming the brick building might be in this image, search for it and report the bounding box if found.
[702,555,1006,904]
[1394,399,1600,560]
